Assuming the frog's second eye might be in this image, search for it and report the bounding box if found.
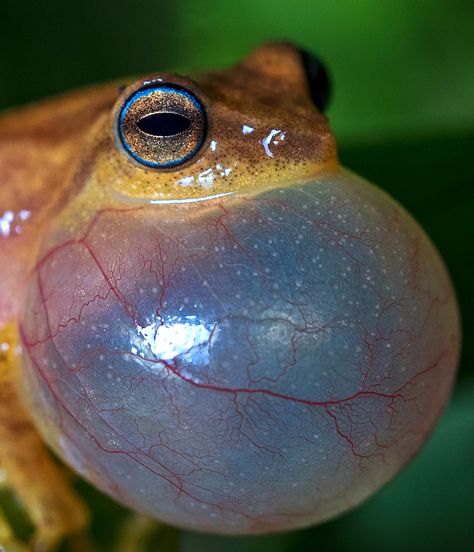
[117,84,207,168]
[298,49,331,113]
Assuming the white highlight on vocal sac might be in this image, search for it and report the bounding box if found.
[135,315,215,364]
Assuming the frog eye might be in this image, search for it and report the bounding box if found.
[117,83,207,168]
[298,49,331,113]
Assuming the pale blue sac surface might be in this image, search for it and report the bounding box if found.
[20,169,460,534]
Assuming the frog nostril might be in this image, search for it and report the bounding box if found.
[136,112,191,137]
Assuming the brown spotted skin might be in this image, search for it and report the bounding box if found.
[98,43,337,203]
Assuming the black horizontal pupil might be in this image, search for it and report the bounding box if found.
[136,112,191,137]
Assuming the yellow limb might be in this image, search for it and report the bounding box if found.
[0,323,90,551]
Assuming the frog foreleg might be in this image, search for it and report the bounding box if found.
[0,509,29,552]
[115,514,165,552]
[0,324,89,551]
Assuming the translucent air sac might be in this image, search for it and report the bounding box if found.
[20,169,460,534]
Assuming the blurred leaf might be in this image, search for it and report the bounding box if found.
[117,519,181,552]
[182,532,293,552]
[173,0,474,140]
[0,0,177,109]
[0,488,33,543]
[1,1,473,141]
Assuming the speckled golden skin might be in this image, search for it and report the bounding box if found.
[0,43,336,550]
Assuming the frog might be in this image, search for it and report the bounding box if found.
[0,42,460,551]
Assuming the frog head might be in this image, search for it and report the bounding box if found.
[71,42,337,213]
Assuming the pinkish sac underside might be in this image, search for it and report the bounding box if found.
[20,169,460,534]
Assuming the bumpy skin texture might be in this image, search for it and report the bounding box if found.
[20,169,460,534]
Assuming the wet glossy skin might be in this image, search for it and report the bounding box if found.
[1,43,460,535]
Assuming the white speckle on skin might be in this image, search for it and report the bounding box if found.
[261,129,283,158]
[178,176,195,187]
[0,209,31,238]
[198,168,215,188]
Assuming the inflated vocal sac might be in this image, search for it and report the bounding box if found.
[20,168,460,534]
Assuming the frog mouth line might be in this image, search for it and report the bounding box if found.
[111,189,235,205]
[110,168,340,207]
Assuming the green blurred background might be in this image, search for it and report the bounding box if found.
[1,1,473,550]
